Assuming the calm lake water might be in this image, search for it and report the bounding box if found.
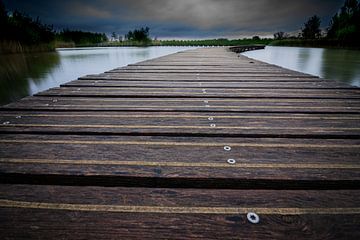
[1,46,359,105]
[242,46,360,87]
[0,46,195,105]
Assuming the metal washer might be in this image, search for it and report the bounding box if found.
[224,146,231,151]
[247,212,260,224]
[227,159,236,164]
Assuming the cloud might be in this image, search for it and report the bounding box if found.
[3,0,345,38]
[66,1,112,19]
[81,0,343,30]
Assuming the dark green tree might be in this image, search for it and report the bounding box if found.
[56,29,107,44]
[0,0,6,22]
[0,0,55,44]
[125,27,150,42]
[327,0,360,42]
[0,0,7,38]
[274,31,287,40]
[301,15,322,39]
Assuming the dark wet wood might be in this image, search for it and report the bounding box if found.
[1,184,359,240]
[0,47,359,238]
[1,110,360,137]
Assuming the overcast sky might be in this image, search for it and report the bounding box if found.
[4,0,345,39]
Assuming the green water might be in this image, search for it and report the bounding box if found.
[242,46,360,87]
[0,46,194,105]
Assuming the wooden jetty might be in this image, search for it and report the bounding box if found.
[0,47,360,239]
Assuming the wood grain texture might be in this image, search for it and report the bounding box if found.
[0,47,359,238]
[0,185,360,239]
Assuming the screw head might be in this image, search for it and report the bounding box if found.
[208,117,214,121]
[2,121,10,125]
[224,146,231,151]
[227,159,236,164]
[247,212,260,224]
[210,124,216,127]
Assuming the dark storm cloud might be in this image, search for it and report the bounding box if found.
[4,0,345,38]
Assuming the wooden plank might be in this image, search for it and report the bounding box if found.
[80,75,322,82]
[0,119,359,137]
[106,69,300,74]
[62,79,352,89]
[33,87,360,99]
[1,184,359,239]
[0,134,359,188]
[98,72,315,78]
[3,96,360,113]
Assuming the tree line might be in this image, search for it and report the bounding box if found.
[273,0,360,47]
[0,1,54,45]
[0,0,108,51]
[56,30,107,46]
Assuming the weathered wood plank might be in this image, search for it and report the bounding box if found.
[96,72,316,78]
[33,87,360,99]
[1,110,360,137]
[1,134,359,188]
[1,184,359,239]
[3,96,360,113]
[62,79,352,88]
[79,75,322,82]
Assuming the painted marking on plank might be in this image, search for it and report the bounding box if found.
[1,123,360,131]
[0,199,359,215]
[1,114,360,120]
[43,91,358,97]
[1,158,360,169]
[46,91,358,97]
[59,87,360,92]
[12,104,360,110]
[0,139,358,148]
[24,98,359,103]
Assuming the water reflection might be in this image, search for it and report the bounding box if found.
[321,49,360,86]
[243,46,360,87]
[0,52,60,104]
[0,46,195,105]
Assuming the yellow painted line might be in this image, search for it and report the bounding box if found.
[34,98,356,103]
[24,104,360,110]
[56,91,353,97]
[0,199,359,215]
[61,87,357,91]
[1,123,360,131]
[2,114,360,120]
[1,158,360,169]
[0,139,358,148]
[51,89,356,96]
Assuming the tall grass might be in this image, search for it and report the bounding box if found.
[0,40,55,54]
